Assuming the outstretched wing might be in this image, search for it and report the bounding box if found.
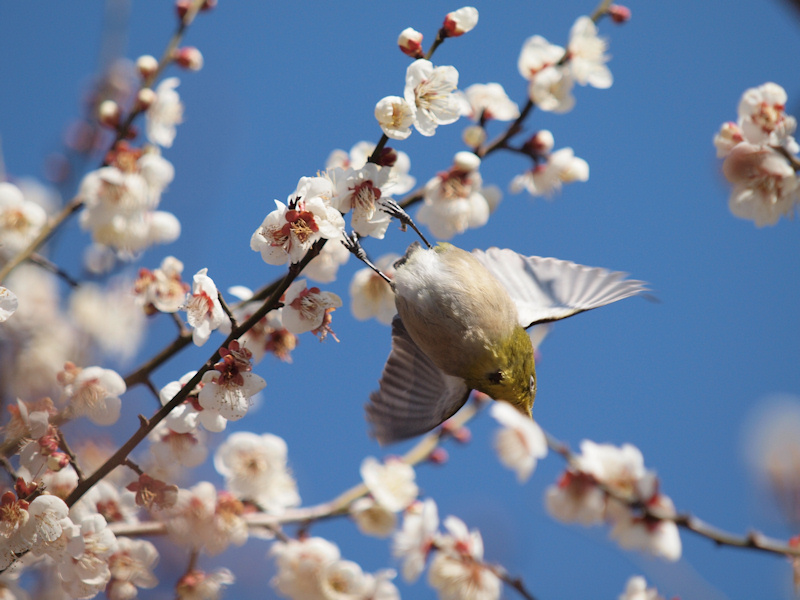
[472,247,648,328]
[366,317,470,445]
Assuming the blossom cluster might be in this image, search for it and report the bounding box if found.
[545,440,682,561]
[715,82,800,226]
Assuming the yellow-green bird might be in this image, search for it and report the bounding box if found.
[366,242,646,444]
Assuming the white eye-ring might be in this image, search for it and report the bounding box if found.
[529,374,536,394]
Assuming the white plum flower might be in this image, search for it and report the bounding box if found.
[320,559,370,599]
[393,499,439,583]
[350,497,397,538]
[567,16,613,89]
[198,341,266,421]
[59,363,126,426]
[332,163,393,239]
[713,121,744,158]
[325,143,416,195]
[185,268,226,347]
[349,253,399,325]
[528,65,575,113]
[360,456,418,513]
[213,431,300,512]
[608,493,682,562]
[490,401,547,482]
[133,255,189,313]
[618,576,666,600]
[146,77,183,147]
[0,287,18,322]
[545,468,607,525]
[722,142,798,226]
[281,279,342,340]
[149,421,208,468]
[251,197,345,266]
[270,536,341,600]
[375,96,415,140]
[461,83,520,122]
[417,152,498,239]
[160,370,227,433]
[428,516,501,600]
[511,146,589,197]
[0,182,47,259]
[737,82,798,152]
[59,512,118,599]
[304,237,350,283]
[518,35,564,81]
[404,59,461,136]
[176,568,235,600]
[161,482,247,556]
[106,537,159,600]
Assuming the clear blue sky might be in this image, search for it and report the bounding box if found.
[2,1,800,599]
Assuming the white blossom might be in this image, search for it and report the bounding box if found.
[461,83,520,122]
[60,364,126,426]
[160,371,227,433]
[198,342,266,421]
[511,147,589,197]
[281,279,342,339]
[737,82,798,152]
[106,537,159,600]
[350,497,397,538]
[214,431,300,512]
[375,96,415,140]
[0,287,18,322]
[608,494,682,561]
[567,16,613,89]
[490,401,547,482]
[393,499,439,583]
[618,575,666,600]
[304,238,351,283]
[332,163,393,239]
[270,536,341,600]
[184,268,226,347]
[404,60,461,136]
[349,253,399,325]
[146,77,183,148]
[0,182,47,260]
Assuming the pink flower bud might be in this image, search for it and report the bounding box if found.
[525,129,555,156]
[398,27,423,58]
[608,4,631,23]
[428,447,449,464]
[173,46,204,71]
[136,54,159,79]
[98,100,121,128]
[443,7,478,37]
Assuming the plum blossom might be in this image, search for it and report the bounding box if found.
[518,36,564,81]
[545,468,607,525]
[133,255,189,314]
[58,512,118,599]
[213,431,300,512]
[360,456,418,513]
[375,96,415,140]
[737,82,798,152]
[223,290,298,363]
[304,239,350,283]
[198,341,266,421]
[713,121,744,158]
[332,163,393,238]
[251,195,345,266]
[529,65,575,113]
[404,60,461,136]
[74,480,138,525]
[722,142,798,226]
[0,492,73,569]
[442,7,478,37]
[3,398,52,444]
[490,401,547,482]
[58,363,126,426]
[184,268,226,347]
[0,182,47,259]
[350,497,397,538]
[393,499,439,582]
[270,536,341,600]
[417,152,500,239]
[567,16,613,89]
[428,516,501,600]
[349,253,399,325]
[460,83,520,122]
[146,77,183,148]
[608,493,682,561]
[511,146,589,197]
[106,537,159,600]
[281,279,342,340]
[149,421,208,468]
[79,145,179,256]
[326,142,416,195]
[161,482,247,555]
[176,568,235,600]
[618,576,665,600]
[0,287,17,322]
[160,371,227,433]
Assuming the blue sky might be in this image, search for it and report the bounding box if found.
[2,1,800,599]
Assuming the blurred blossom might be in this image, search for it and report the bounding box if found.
[460,82,520,122]
[304,238,350,283]
[176,568,234,600]
[350,253,399,325]
[58,362,126,426]
[510,146,589,197]
[350,497,397,538]
[0,287,17,322]
[149,421,208,468]
[567,16,613,89]
[393,499,439,583]
[281,279,342,341]
[0,182,47,260]
[744,395,800,524]
[133,255,190,314]
[213,431,300,513]
[404,60,461,136]
[490,401,547,482]
[146,77,184,148]
[106,537,159,600]
[360,456,418,513]
[618,576,665,600]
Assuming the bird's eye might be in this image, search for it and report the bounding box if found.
[529,375,536,394]
[487,370,503,384]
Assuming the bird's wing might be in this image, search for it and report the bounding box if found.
[472,247,648,328]
[366,316,470,445]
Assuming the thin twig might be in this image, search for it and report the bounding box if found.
[57,430,85,483]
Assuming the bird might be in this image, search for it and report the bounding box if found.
[365,242,647,444]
